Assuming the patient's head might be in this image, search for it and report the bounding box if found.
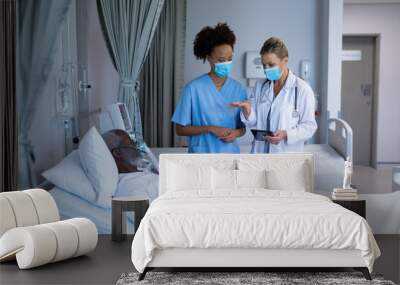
[102,129,141,173]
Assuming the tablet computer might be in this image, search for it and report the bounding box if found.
[250,129,274,141]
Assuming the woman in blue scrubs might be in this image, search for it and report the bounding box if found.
[172,23,246,153]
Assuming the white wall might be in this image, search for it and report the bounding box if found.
[343,3,400,163]
[319,0,344,143]
[184,0,326,145]
[184,0,322,94]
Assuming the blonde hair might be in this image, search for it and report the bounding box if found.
[260,37,288,59]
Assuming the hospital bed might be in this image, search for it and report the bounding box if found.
[149,118,353,193]
[49,187,126,234]
[46,172,159,234]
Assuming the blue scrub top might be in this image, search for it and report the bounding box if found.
[172,74,247,153]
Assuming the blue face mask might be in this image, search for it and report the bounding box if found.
[264,66,282,81]
[214,61,233,78]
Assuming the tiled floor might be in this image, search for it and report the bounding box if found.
[1,235,399,285]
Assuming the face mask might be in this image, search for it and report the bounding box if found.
[264,66,282,81]
[214,61,233,78]
[123,156,141,167]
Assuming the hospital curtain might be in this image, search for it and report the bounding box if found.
[139,0,186,147]
[97,0,165,143]
[16,0,72,188]
[0,0,17,192]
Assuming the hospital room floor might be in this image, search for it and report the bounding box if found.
[0,235,133,285]
[353,165,393,194]
[0,235,399,285]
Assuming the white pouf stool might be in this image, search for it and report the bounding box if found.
[0,189,98,269]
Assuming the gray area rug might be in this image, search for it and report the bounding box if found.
[116,271,396,285]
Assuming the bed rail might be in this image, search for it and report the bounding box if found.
[327,118,353,161]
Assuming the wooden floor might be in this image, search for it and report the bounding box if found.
[0,235,398,285]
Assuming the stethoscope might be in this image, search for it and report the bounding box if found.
[259,74,300,153]
[260,75,299,118]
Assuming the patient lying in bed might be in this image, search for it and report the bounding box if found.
[102,129,158,201]
[45,127,159,233]
[102,129,142,173]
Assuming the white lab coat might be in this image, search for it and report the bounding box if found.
[241,70,317,153]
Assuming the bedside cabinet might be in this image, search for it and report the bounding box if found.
[332,199,366,218]
[112,196,149,242]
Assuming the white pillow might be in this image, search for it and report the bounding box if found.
[167,162,211,191]
[236,169,267,189]
[237,158,310,192]
[42,151,96,202]
[211,169,267,190]
[79,127,119,208]
[266,162,308,191]
[212,168,236,190]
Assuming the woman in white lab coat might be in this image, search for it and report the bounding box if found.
[231,37,317,153]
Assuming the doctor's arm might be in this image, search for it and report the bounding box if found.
[224,86,249,141]
[232,87,257,128]
[286,87,317,145]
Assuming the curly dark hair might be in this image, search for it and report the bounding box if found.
[193,23,236,62]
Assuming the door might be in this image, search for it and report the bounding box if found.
[341,36,376,166]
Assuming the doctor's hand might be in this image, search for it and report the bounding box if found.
[230,101,251,118]
[264,130,287,145]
